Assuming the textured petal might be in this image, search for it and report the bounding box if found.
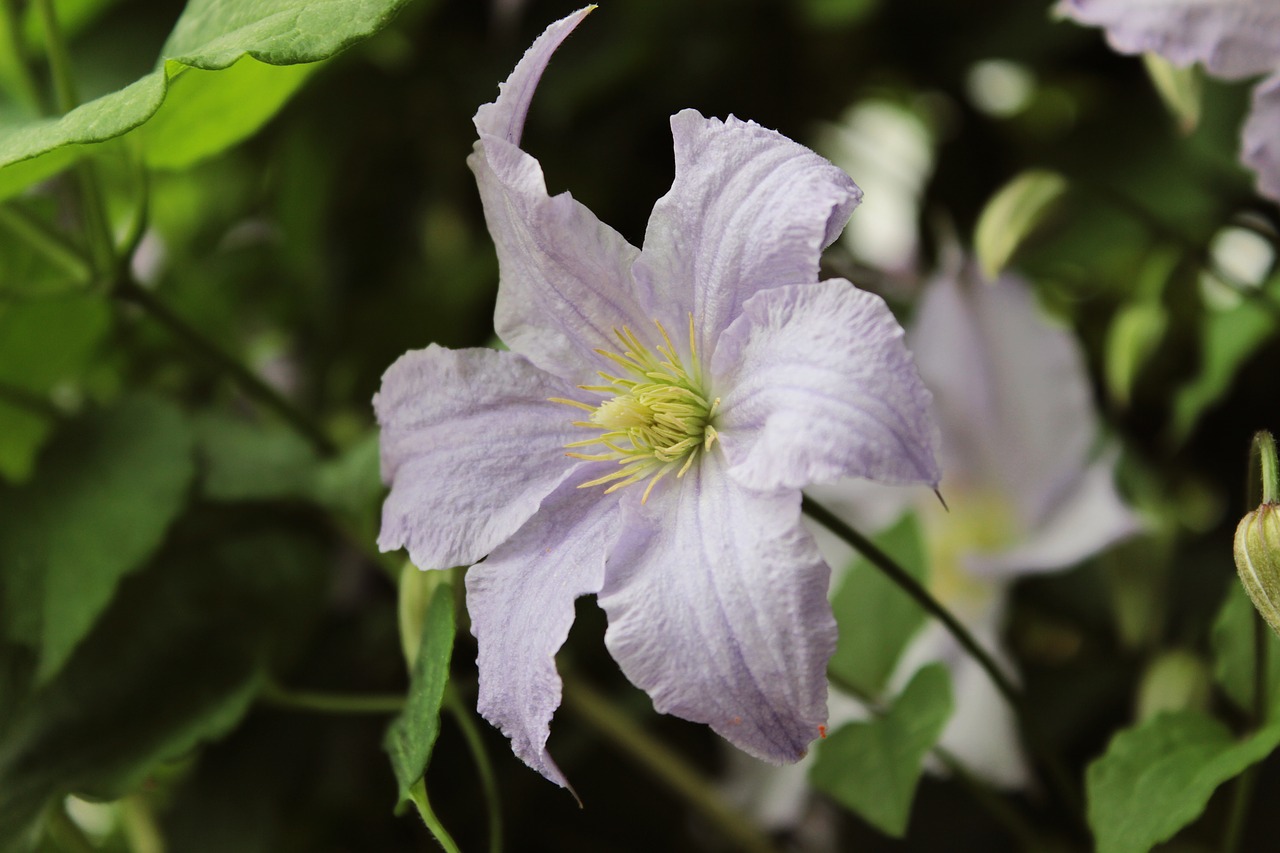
[967,450,1144,579]
[634,111,862,355]
[375,345,581,568]
[1243,73,1280,202]
[467,470,621,788]
[713,280,940,492]
[911,270,1095,528]
[598,453,837,763]
[1057,0,1280,79]
[469,8,650,383]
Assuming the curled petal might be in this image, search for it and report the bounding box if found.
[598,455,837,763]
[713,280,940,492]
[467,471,621,789]
[375,345,580,568]
[1243,74,1280,202]
[634,111,862,355]
[469,7,650,384]
[1056,0,1280,79]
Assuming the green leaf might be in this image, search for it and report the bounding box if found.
[1211,582,1280,719]
[385,583,455,803]
[974,169,1068,280]
[828,512,927,696]
[140,56,319,171]
[1086,710,1280,853]
[0,396,194,684]
[0,0,414,193]
[0,518,328,847]
[1169,277,1280,445]
[809,664,953,838]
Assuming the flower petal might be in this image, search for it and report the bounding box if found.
[1056,0,1280,79]
[1243,73,1280,202]
[634,111,862,354]
[598,454,837,763]
[911,270,1095,527]
[713,279,940,492]
[469,8,650,383]
[467,470,621,789]
[966,450,1144,579]
[375,344,581,568]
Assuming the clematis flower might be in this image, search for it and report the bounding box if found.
[727,264,1143,828]
[373,7,941,789]
[1057,0,1280,201]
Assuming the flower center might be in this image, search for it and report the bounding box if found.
[551,319,719,503]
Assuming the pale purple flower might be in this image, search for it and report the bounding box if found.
[1057,0,1280,201]
[373,8,940,789]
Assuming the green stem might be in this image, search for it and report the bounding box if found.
[1251,431,1279,507]
[0,0,43,113]
[444,686,503,853]
[408,778,463,853]
[0,203,93,283]
[33,0,114,274]
[114,277,338,457]
[801,496,1021,710]
[260,681,406,715]
[120,794,166,853]
[560,676,776,853]
[1223,762,1259,853]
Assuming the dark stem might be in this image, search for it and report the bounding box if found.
[801,495,1021,708]
[114,277,338,457]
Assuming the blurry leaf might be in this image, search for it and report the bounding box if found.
[196,412,318,502]
[829,513,927,696]
[196,415,380,519]
[0,293,110,482]
[0,396,194,684]
[1170,277,1280,445]
[0,0,414,194]
[1106,301,1168,407]
[141,57,319,171]
[0,518,328,847]
[974,169,1068,280]
[1210,582,1280,719]
[385,583,454,803]
[1142,53,1201,135]
[1086,710,1280,853]
[810,664,952,838]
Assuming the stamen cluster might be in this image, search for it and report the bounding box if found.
[551,320,719,503]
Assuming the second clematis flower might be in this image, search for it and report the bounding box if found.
[373,7,940,789]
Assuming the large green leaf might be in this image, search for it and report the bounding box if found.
[384,582,455,803]
[0,517,328,850]
[0,396,194,684]
[1086,710,1280,853]
[828,513,928,697]
[0,0,414,193]
[809,663,952,838]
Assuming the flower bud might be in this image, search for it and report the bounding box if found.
[1234,502,1280,638]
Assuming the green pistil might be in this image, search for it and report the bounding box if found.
[551,320,719,503]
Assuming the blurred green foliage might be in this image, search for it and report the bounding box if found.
[0,0,1278,850]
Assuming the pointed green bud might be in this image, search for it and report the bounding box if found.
[1236,504,1280,638]
[1235,431,1280,636]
